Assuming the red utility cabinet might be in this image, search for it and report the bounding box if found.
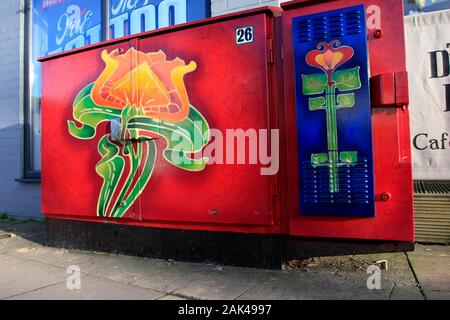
[41,1,414,268]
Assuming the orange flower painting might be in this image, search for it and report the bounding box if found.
[305,40,354,86]
[91,47,197,123]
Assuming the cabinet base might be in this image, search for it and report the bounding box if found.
[45,218,414,269]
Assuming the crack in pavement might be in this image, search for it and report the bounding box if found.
[1,281,66,300]
[405,252,427,300]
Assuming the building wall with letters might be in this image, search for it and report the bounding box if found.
[0,1,42,218]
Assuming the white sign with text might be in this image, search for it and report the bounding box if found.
[405,10,450,180]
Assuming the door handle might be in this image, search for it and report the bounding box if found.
[110,118,155,142]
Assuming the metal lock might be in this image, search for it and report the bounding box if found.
[110,118,122,142]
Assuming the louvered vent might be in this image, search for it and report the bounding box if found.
[414,180,450,195]
[302,159,370,205]
[296,9,363,44]
[414,182,450,243]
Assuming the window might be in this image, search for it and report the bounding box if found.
[24,0,103,178]
[404,0,450,15]
[109,0,210,39]
[23,0,210,179]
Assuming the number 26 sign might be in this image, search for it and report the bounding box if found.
[236,26,254,45]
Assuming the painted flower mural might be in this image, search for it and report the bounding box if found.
[302,40,361,193]
[68,48,210,218]
[306,40,354,86]
[91,48,197,123]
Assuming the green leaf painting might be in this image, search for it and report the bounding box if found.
[333,67,362,92]
[336,93,356,109]
[302,73,328,95]
[309,97,327,111]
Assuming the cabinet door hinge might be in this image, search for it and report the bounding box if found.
[268,38,275,65]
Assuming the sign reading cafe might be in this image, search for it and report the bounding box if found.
[33,0,210,56]
[405,10,450,180]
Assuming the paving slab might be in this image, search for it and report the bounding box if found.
[0,254,27,269]
[158,295,188,300]
[237,270,394,300]
[411,244,450,257]
[125,264,201,294]
[6,275,165,300]
[408,245,450,295]
[0,261,68,299]
[79,253,171,284]
[170,266,271,300]
[424,291,450,300]
[6,245,100,270]
[389,283,424,300]
[0,237,43,255]
[131,262,272,300]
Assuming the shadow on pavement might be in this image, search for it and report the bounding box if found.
[0,219,45,245]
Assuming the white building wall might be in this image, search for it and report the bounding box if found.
[211,0,290,16]
[0,0,41,218]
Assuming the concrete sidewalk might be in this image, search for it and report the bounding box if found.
[0,220,449,300]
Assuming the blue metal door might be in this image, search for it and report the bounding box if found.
[292,5,375,217]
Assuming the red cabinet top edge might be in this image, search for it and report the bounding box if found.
[281,0,336,10]
[38,6,282,63]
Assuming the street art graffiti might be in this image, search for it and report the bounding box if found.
[302,40,360,193]
[293,5,375,217]
[67,48,210,218]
